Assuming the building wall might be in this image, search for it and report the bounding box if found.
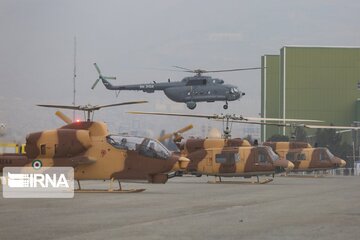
[261,55,281,141]
[262,46,360,142]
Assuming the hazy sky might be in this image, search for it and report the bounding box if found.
[1,0,360,141]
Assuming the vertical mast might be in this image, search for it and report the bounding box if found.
[72,36,77,121]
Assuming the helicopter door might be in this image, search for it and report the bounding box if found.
[253,148,273,173]
[203,151,213,174]
[214,150,239,174]
[312,148,331,169]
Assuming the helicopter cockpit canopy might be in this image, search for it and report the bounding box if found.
[229,87,239,94]
[211,78,224,84]
[257,146,280,163]
[318,148,335,161]
[106,135,171,159]
[265,146,280,162]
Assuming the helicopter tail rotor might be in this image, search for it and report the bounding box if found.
[92,63,117,89]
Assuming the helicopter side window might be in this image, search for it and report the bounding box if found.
[286,152,295,161]
[215,151,240,164]
[257,148,270,164]
[40,144,46,155]
[319,150,328,161]
[186,79,207,86]
[258,153,267,163]
[297,153,306,161]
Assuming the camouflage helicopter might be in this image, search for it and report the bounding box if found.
[263,141,346,173]
[91,63,262,110]
[0,102,190,193]
[261,123,358,174]
[224,120,355,174]
[129,111,303,183]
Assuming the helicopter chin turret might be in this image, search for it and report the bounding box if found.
[186,101,197,110]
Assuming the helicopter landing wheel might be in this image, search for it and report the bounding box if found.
[223,104,228,110]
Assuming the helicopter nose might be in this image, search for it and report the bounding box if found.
[340,159,346,167]
[340,159,346,168]
[333,157,346,168]
[286,161,295,171]
[171,156,190,171]
[274,159,294,171]
[337,158,346,167]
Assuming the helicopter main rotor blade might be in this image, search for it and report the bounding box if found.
[302,125,360,130]
[172,66,263,74]
[215,119,289,126]
[38,101,148,111]
[244,117,323,123]
[38,104,81,110]
[227,120,360,130]
[128,111,223,119]
[204,67,263,73]
[128,111,323,123]
[172,66,193,71]
[95,101,148,110]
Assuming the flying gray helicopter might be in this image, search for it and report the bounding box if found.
[91,63,261,110]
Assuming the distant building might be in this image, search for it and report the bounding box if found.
[261,46,360,142]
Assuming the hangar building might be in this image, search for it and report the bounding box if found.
[261,46,360,142]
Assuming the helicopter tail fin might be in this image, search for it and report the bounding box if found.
[92,63,117,90]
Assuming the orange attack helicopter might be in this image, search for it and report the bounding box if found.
[0,102,190,193]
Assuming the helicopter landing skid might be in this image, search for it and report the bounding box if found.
[279,174,326,178]
[75,189,145,193]
[207,177,273,184]
[75,179,146,193]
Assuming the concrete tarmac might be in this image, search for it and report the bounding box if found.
[1,175,360,240]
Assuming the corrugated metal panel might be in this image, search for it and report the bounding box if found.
[261,55,281,141]
[283,46,360,140]
[262,46,360,142]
